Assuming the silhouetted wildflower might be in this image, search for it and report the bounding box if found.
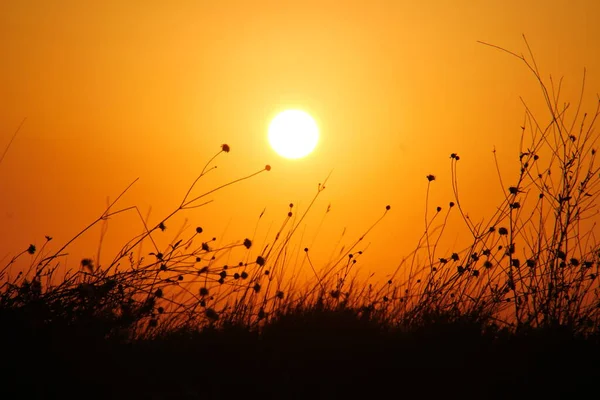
[436,206,442,212]
[27,244,36,255]
[243,238,252,249]
[426,174,436,182]
[219,271,227,279]
[241,271,248,279]
[205,308,219,321]
[511,259,520,268]
[482,249,491,256]
[45,235,52,241]
[198,266,208,274]
[449,202,455,207]
[526,259,536,268]
[160,263,167,271]
[149,319,158,328]
[508,186,520,195]
[159,222,166,231]
[510,202,520,209]
[439,258,448,264]
[451,253,459,261]
[484,261,493,269]
[202,242,210,252]
[256,256,265,266]
[258,308,266,320]
[157,307,164,314]
[557,250,566,260]
[472,270,479,277]
[253,283,261,293]
[276,291,284,299]
[155,288,163,298]
[471,253,480,261]
[178,275,183,281]
[200,287,209,296]
[81,258,94,272]
[570,258,580,266]
[288,211,292,217]
[330,290,340,299]
[265,165,271,171]
[386,205,391,210]
[196,227,203,234]
[221,144,230,153]
[498,227,508,235]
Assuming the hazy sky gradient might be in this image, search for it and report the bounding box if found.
[1,0,599,281]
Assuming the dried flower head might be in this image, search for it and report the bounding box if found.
[221,144,230,153]
[205,308,219,321]
[27,244,36,255]
[426,174,436,182]
[243,238,252,249]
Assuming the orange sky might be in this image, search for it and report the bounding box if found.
[1,0,600,284]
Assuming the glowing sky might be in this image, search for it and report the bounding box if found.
[1,0,599,283]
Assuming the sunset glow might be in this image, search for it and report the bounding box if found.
[268,110,319,159]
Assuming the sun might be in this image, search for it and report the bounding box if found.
[268,109,319,159]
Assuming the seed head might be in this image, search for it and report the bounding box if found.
[243,238,252,249]
[221,144,230,153]
[205,308,219,321]
[426,174,436,182]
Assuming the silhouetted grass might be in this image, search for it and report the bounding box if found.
[2,38,600,398]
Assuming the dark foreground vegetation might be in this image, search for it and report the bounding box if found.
[3,40,600,399]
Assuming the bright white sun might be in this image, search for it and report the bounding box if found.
[268,109,319,159]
